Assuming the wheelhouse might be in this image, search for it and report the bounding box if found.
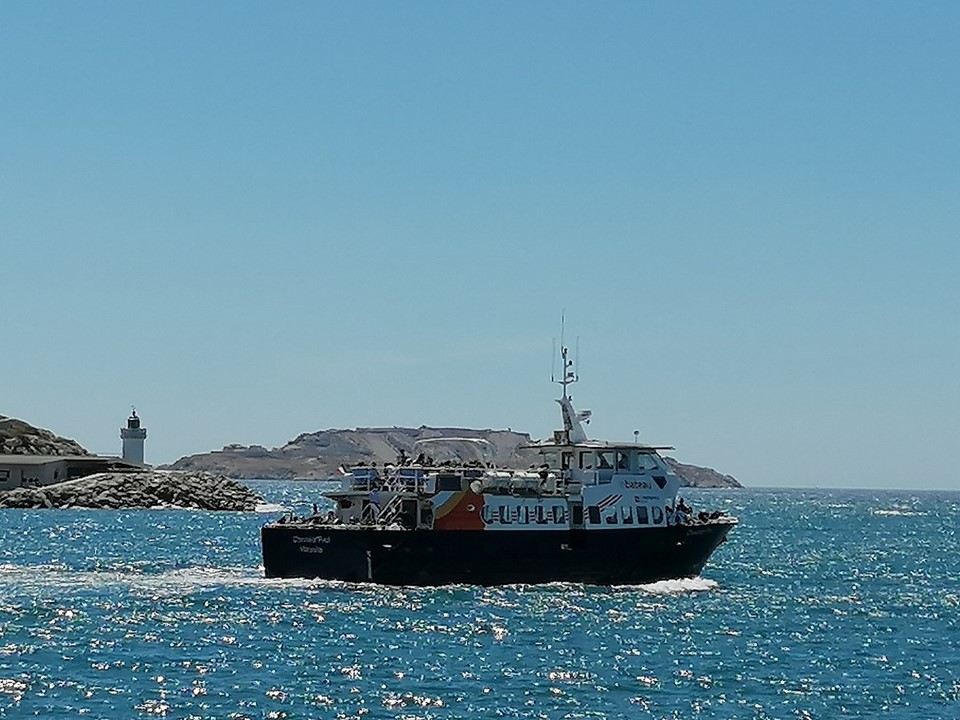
[532,441,676,489]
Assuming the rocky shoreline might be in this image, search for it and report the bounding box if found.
[0,471,263,511]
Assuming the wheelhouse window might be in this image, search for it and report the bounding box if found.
[579,451,593,469]
[637,454,659,472]
[541,451,560,469]
[596,451,615,484]
[616,451,630,471]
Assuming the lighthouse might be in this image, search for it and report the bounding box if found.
[120,409,148,465]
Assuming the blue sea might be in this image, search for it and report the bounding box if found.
[1,484,958,719]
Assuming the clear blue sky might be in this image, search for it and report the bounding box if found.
[2,3,958,489]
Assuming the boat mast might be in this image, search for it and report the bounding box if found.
[559,336,576,403]
[555,315,589,443]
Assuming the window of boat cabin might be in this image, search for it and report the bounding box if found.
[542,451,560,469]
[604,508,617,524]
[561,452,572,471]
[579,451,593,469]
[616,451,630,471]
[596,451,615,484]
[620,505,634,524]
[635,505,650,525]
[651,506,664,525]
[637,453,659,472]
[437,474,462,491]
[588,505,601,524]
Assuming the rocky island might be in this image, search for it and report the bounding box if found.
[1,414,742,505]
[165,426,742,488]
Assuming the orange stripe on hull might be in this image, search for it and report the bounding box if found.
[433,491,486,530]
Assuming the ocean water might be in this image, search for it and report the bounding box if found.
[1,484,958,719]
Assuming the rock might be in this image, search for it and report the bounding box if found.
[663,457,742,489]
[0,416,89,456]
[162,426,743,488]
[0,471,263,511]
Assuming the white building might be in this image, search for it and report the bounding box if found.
[0,455,140,490]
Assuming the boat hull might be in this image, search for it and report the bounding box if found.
[260,522,734,586]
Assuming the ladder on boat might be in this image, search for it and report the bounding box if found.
[376,494,405,526]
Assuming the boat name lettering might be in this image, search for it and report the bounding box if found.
[299,546,325,554]
[624,481,652,489]
[293,535,331,544]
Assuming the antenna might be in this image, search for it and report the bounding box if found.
[550,337,556,383]
[558,344,573,400]
[560,309,566,352]
[555,311,577,401]
[553,312,590,443]
[575,337,580,381]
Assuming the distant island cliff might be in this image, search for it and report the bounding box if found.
[162,426,743,488]
[0,415,742,489]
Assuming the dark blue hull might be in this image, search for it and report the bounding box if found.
[260,522,735,586]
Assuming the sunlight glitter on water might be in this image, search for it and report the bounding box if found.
[1,486,960,718]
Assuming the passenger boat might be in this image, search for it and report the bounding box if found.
[260,346,737,585]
